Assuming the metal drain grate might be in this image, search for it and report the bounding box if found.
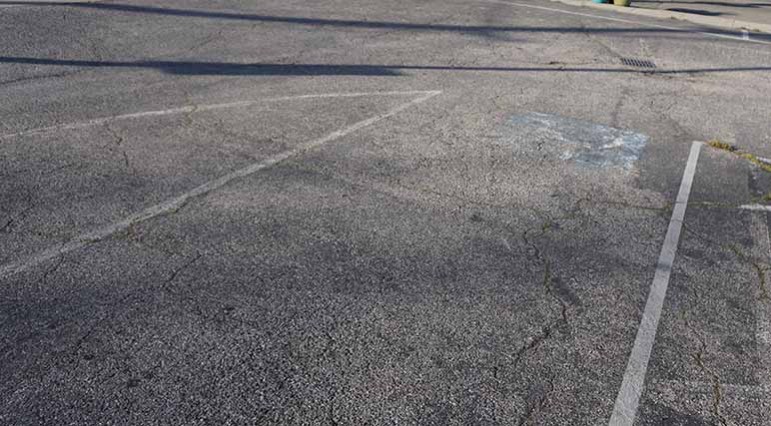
[620,57,656,69]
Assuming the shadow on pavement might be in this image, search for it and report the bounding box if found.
[0,0,760,37]
[634,0,771,8]
[666,7,728,16]
[1,56,771,76]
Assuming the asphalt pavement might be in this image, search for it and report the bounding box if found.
[2,0,771,424]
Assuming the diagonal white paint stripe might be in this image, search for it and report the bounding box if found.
[0,90,439,140]
[0,90,441,280]
[609,141,703,426]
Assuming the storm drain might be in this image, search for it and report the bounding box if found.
[620,57,656,69]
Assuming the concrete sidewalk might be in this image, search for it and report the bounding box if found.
[551,0,771,34]
[635,0,771,29]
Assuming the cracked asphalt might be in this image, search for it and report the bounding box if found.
[2,0,771,424]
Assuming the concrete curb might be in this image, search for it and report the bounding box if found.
[547,0,771,34]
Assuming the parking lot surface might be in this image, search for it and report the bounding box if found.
[2,0,771,424]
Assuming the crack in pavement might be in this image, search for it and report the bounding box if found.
[179,88,200,130]
[37,253,66,288]
[708,140,771,174]
[680,275,733,426]
[102,123,136,173]
[0,194,36,236]
[680,221,770,303]
[687,322,730,426]
[185,28,225,54]
[0,210,25,235]
[609,87,629,129]
[696,221,771,301]
[0,70,78,87]
[727,244,770,302]
[515,213,578,368]
[516,379,555,426]
[113,223,186,257]
[67,252,203,364]
[511,322,554,369]
[162,252,203,290]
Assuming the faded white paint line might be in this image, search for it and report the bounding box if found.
[479,0,771,46]
[0,90,438,140]
[0,90,441,280]
[742,30,750,41]
[650,379,771,397]
[740,204,771,212]
[609,142,703,426]
[749,212,771,391]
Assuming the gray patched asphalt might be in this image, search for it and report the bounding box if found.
[2,0,771,424]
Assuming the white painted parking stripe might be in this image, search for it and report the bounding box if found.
[609,141,703,426]
[480,0,771,46]
[749,212,771,393]
[0,90,441,281]
[650,379,771,397]
[741,204,771,212]
[0,90,438,140]
[750,210,771,307]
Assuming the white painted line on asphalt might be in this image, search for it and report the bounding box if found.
[750,212,771,382]
[743,30,750,41]
[0,90,438,140]
[740,204,771,212]
[479,0,771,46]
[0,90,441,280]
[609,141,703,426]
[650,379,771,398]
[750,210,771,330]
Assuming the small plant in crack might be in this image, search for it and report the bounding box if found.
[708,140,738,152]
[752,192,771,204]
[708,139,771,174]
[692,339,730,426]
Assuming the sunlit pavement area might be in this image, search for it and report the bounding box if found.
[2,0,771,424]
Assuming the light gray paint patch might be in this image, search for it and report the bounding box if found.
[505,113,648,170]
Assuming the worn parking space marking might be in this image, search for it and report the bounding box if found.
[0,90,437,140]
[652,379,771,397]
[749,211,771,393]
[0,90,441,281]
[741,204,771,212]
[609,142,703,426]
